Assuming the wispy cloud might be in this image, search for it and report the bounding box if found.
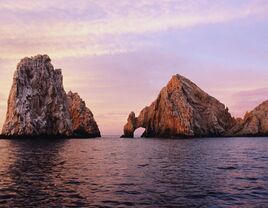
[0,0,267,59]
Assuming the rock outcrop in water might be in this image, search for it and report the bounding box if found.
[1,54,100,138]
[227,101,268,136]
[122,74,236,138]
[67,91,100,137]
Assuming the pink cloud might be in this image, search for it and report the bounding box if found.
[1,0,268,59]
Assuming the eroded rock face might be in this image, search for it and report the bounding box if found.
[2,55,72,136]
[2,54,100,138]
[122,74,236,138]
[122,112,137,138]
[67,91,101,138]
[228,101,268,136]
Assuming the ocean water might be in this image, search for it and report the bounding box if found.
[0,137,267,207]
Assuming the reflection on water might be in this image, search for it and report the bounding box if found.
[0,137,268,207]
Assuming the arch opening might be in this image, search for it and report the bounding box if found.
[134,127,146,138]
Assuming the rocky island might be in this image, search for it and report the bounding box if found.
[1,54,100,138]
[67,91,100,138]
[122,74,268,138]
[227,101,268,136]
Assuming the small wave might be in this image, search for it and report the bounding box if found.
[0,194,16,200]
[101,200,135,206]
[64,181,81,185]
[185,194,207,199]
[115,183,136,186]
[217,166,237,170]
[245,177,258,181]
[57,161,66,166]
[115,190,141,195]
[138,164,149,167]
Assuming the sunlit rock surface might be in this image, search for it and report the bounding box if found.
[67,91,100,138]
[2,54,100,138]
[228,100,268,136]
[122,74,236,138]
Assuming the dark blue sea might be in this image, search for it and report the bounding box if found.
[0,137,267,207]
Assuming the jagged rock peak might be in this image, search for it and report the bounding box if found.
[228,100,268,136]
[122,74,236,138]
[67,91,101,138]
[2,54,100,138]
[2,54,72,136]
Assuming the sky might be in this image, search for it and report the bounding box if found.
[0,0,268,135]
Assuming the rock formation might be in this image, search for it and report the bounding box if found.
[122,74,236,138]
[1,54,100,138]
[67,91,100,137]
[227,100,268,136]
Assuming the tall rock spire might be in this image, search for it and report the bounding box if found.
[2,54,100,138]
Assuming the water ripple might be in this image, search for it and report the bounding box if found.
[0,137,267,207]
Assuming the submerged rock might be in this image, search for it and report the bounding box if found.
[227,100,268,136]
[67,91,100,138]
[122,74,236,138]
[2,54,100,138]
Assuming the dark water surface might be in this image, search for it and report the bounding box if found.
[0,137,267,207]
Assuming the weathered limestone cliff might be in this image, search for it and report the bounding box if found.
[122,74,236,138]
[67,91,100,137]
[227,100,268,136]
[2,54,100,138]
